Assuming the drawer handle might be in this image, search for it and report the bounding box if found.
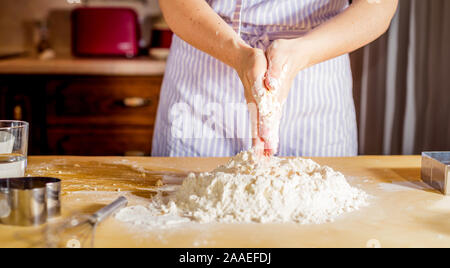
[124,150,146,156]
[13,105,23,120]
[122,97,151,108]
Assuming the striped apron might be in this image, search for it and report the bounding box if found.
[152,0,358,157]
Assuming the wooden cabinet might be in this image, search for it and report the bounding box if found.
[45,76,161,126]
[44,76,163,156]
[46,128,153,156]
[0,75,163,156]
[0,75,47,155]
[0,81,6,119]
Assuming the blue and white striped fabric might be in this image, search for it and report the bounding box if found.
[152,0,358,157]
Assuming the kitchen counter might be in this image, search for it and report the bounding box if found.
[1,155,450,248]
[0,57,166,76]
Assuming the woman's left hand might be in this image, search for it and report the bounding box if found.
[256,39,308,155]
[263,39,309,103]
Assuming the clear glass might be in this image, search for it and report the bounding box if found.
[0,121,29,178]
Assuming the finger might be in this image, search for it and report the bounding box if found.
[259,112,281,156]
[263,137,278,156]
[254,137,265,156]
[251,73,268,97]
[247,102,258,137]
[248,101,267,156]
[264,61,281,91]
[266,56,282,79]
[261,133,274,156]
[259,119,275,156]
[264,45,282,90]
[264,148,273,157]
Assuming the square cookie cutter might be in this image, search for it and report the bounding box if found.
[0,177,61,226]
[421,152,450,195]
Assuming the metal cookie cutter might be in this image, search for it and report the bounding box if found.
[0,177,61,226]
[421,152,450,195]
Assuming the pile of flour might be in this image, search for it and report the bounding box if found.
[115,149,368,227]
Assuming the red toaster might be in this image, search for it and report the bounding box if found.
[71,7,140,57]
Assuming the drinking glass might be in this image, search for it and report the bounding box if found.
[0,121,29,178]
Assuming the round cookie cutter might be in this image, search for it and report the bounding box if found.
[0,177,61,226]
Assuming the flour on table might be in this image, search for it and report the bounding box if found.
[116,149,368,228]
[377,181,432,192]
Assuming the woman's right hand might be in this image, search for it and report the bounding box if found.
[233,47,268,152]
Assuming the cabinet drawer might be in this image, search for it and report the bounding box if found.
[47,127,153,156]
[46,76,163,126]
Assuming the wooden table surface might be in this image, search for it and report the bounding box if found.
[1,155,450,248]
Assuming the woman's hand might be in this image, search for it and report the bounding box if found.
[234,43,306,156]
[251,39,308,155]
[264,39,309,103]
[234,47,268,152]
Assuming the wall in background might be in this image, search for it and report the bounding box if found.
[0,0,161,55]
[352,0,450,155]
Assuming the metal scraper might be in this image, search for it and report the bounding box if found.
[421,152,450,195]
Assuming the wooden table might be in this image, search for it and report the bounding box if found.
[1,155,449,248]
